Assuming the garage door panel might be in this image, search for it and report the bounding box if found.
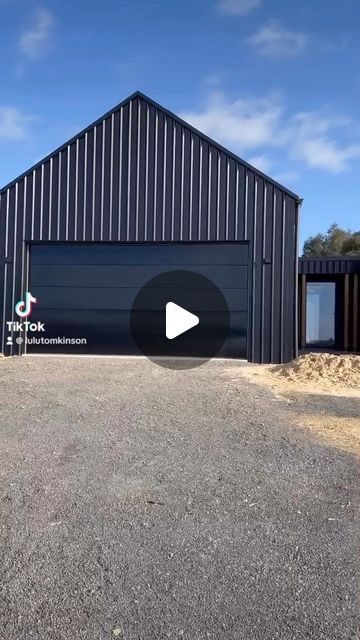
[28,309,247,357]
[31,243,249,266]
[31,264,248,290]
[32,286,248,312]
[29,243,249,358]
[30,308,247,336]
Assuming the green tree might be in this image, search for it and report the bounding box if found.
[302,223,360,257]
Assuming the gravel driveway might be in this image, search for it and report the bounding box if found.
[0,357,359,639]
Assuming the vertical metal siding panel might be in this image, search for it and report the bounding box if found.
[4,187,15,355]
[32,168,42,240]
[11,184,20,354]
[217,152,227,240]
[293,202,300,360]
[128,100,139,241]
[278,193,286,362]
[235,165,246,241]
[181,128,191,241]
[262,183,274,363]
[65,145,70,240]
[20,177,28,353]
[49,155,59,240]
[100,120,106,241]
[179,127,185,240]
[227,159,236,241]
[41,161,50,241]
[198,141,209,241]
[67,143,77,241]
[91,127,98,241]
[119,103,129,241]
[135,102,142,241]
[0,191,8,354]
[163,115,174,241]
[282,196,297,362]
[74,139,79,241]
[59,148,68,240]
[190,135,200,241]
[48,157,53,240]
[126,103,133,241]
[151,109,159,241]
[110,111,120,241]
[145,104,155,241]
[244,170,249,241]
[253,177,264,361]
[84,131,94,241]
[24,172,34,240]
[245,171,255,361]
[172,123,182,241]
[271,188,284,363]
[154,109,164,241]
[102,117,112,241]
[207,147,217,241]
[13,181,25,355]
[93,124,103,241]
[76,137,85,241]
[188,135,194,241]
[206,148,212,241]
[170,120,176,240]
[137,102,147,241]
[279,193,286,362]
[117,109,124,241]
[225,159,230,240]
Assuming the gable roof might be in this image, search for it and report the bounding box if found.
[0,90,301,202]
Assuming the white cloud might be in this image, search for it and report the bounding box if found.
[247,154,273,173]
[274,171,299,186]
[248,21,307,58]
[181,91,283,151]
[0,107,32,140]
[181,91,360,174]
[19,8,54,59]
[290,113,360,172]
[217,0,261,15]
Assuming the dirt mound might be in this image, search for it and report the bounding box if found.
[273,353,360,389]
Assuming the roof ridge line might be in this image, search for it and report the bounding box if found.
[0,90,301,202]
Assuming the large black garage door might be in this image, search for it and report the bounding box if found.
[28,243,248,357]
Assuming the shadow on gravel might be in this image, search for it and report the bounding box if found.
[285,392,360,420]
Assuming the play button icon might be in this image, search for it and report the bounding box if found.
[166,303,199,340]
[130,269,230,370]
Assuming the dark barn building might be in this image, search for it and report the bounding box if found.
[0,91,301,363]
[299,256,360,354]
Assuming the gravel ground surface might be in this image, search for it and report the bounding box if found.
[0,356,359,640]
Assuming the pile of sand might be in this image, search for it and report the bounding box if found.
[273,353,360,389]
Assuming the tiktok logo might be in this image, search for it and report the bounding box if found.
[15,292,37,318]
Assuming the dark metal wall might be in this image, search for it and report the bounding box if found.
[299,257,360,275]
[0,92,301,362]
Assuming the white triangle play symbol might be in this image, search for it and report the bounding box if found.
[166,302,199,340]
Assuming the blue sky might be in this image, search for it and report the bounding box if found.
[0,0,359,248]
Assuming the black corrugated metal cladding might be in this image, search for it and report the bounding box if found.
[0,91,301,362]
[299,257,360,274]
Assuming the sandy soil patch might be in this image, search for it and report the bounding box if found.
[240,353,360,453]
[244,353,360,397]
